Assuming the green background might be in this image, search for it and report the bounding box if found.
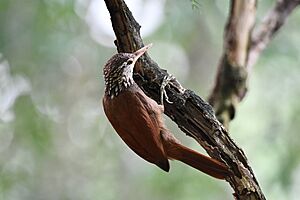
[1,0,300,199]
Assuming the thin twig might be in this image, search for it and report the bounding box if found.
[247,0,300,71]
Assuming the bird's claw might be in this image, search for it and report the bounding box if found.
[160,74,175,105]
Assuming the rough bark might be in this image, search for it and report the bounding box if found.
[104,0,266,199]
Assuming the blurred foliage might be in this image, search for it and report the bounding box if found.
[0,0,300,200]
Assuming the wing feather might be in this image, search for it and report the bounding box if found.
[103,86,169,171]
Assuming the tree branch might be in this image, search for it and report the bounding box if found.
[248,0,300,71]
[104,0,266,199]
[208,0,256,128]
[208,0,300,127]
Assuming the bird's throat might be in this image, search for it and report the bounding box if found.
[105,72,134,99]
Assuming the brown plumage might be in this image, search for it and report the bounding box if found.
[102,44,229,179]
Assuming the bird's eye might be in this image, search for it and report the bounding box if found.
[127,59,133,65]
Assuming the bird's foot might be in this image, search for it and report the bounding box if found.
[160,74,175,105]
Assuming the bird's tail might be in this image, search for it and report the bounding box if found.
[162,135,229,179]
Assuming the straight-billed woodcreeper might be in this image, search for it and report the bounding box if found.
[102,44,229,179]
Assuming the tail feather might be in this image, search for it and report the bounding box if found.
[165,143,229,179]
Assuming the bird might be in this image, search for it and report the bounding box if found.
[102,44,229,179]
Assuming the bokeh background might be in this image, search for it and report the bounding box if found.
[1,0,300,199]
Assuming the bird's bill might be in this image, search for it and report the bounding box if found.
[133,43,153,62]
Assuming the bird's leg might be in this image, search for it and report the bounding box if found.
[160,74,175,106]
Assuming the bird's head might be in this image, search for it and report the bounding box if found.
[103,44,152,98]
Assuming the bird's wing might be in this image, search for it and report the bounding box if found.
[103,87,169,171]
